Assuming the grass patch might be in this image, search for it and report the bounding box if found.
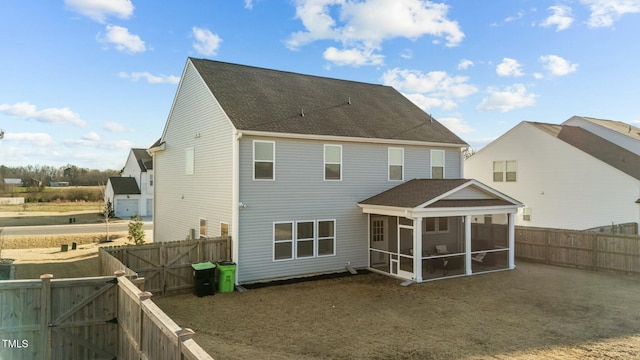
[0,201,103,213]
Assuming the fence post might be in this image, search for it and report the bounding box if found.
[176,328,196,357]
[39,274,53,360]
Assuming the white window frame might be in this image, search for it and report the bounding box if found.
[324,144,342,181]
[220,222,229,238]
[273,221,294,261]
[493,160,517,182]
[431,149,445,179]
[388,147,404,181]
[199,218,207,238]
[253,140,275,181]
[149,174,153,187]
[295,220,316,259]
[185,147,195,175]
[317,219,336,257]
[523,208,532,222]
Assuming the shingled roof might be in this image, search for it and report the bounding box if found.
[109,177,141,195]
[528,122,640,181]
[132,148,153,171]
[189,58,467,145]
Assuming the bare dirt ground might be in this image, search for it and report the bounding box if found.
[154,264,640,360]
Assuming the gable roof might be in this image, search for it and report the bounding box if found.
[358,179,520,209]
[528,122,640,181]
[131,148,153,171]
[109,177,141,195]
[189,58,467,146]
[572,116,640,142]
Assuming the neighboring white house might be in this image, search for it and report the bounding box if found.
[150,58,522,285]
[562,115,640,156]
[465,119,640,233]
[104,148,154,218]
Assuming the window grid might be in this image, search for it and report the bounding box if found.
[431,150,445,179]
[324,144,342,181]
[254,140,275,180]
[273,220,336,261]
[388,147,404,181]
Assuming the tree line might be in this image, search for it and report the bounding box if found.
[0,164,120,187]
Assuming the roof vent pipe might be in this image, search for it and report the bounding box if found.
[301,108,305,117]
[348,97,351,105]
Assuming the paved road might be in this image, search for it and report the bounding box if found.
[1,221,153,236]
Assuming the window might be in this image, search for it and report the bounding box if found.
[493,160,517,182]
[273,220,336,261]
[254,141,275,180]
[388,148,404,181]
[149,174,153,186]
[296,221,315,258]
[424,217,449,233]
[324,144,342,180]
[221,222,229,237]
[431,150,445,179]
[318,220,335,256]
[523,208,532,221]
[185,147,194,175]
[274,222,293,260]
[199,218,207,238]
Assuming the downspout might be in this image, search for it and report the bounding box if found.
[232,130,242,284]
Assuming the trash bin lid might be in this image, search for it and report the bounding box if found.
[192,262,215,271]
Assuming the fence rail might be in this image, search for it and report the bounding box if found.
[515,226,640,274]
[99,237,231,297]
[0,272,214,360]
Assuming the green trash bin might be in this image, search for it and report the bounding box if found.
[217,261,236,293]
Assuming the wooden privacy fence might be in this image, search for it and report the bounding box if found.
[99,237,231,297]
[515,226,640,274]
[0,272,213,360]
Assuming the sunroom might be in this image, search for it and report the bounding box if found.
[358,179,522,282]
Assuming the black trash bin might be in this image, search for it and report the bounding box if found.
[192,262,216,297]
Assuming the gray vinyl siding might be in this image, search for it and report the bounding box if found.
[154,61,234,242]
[237,136,462,283]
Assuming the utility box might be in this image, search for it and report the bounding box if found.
[192,262,216,297]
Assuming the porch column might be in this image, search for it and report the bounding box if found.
[414,217,423,282]
[465,215,472,275]
[508,213,516,269]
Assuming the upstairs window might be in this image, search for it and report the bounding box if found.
[523,208,532,221]
[254,141,275,180]
[324,144,342,181]
[431,150,445,179]
[388,147,404,181]
[199,218,207,238]
[149,174,154,186]
[185,147,194,175]
[493,160,517,182]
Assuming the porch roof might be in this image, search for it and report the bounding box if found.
[358,179,522,215]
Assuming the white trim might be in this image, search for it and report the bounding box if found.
[295,220,316,259]
[273,221,294,261]
[232,130,240,268]
[323,144,342,181]
[388,147,404,181]
[417,179,523,209]
[238,130,467,148]
[185,147,195,175]
[253,140,275,181]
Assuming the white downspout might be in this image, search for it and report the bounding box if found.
[509,213,516,269]
[465,215,472,275]
[232,130,242,283]
[414,216,423,282]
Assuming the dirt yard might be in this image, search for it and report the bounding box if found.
[154,264,640,360]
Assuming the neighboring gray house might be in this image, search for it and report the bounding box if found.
[465,118,640,233]
[150,58,522,284]
[105,148,154,218]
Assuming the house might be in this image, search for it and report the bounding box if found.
[104,148,154,218]
[150,58,522,284]
[464,118,640,233]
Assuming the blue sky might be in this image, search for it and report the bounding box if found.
[1,0,639,170]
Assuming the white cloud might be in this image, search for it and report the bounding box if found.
[0,102,86,127]
[101,25,146,53]
[540,5,574,31]
[457,59,474,70]
[103,121,126,132]
[323,46,384,66]
[2,132,55,146]
[504,10,525,23]
[82,132,100,141]
[496,58,524,77]
[438,117,474,134]
[287,0,464,66]
[581,0,640,27]
[539,55,578,76]
[65,0,134,23]
[382,68,477,110]
[476,84,537,112]
[118,71,180,84]
[400,49,413,59]
[192,27,222,56]
[244,0,254,9]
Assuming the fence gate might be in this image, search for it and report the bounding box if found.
[47,276,119,359]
